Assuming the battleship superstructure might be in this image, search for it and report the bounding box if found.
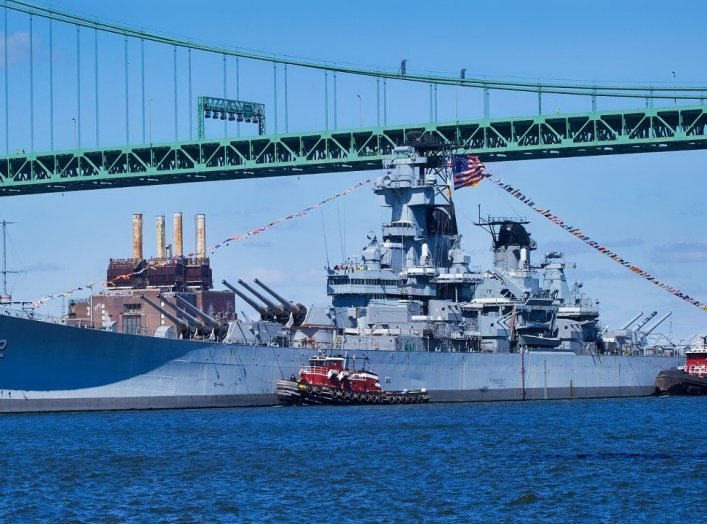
[0,145,681,412]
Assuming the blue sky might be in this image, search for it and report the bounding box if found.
[1,0,706,340]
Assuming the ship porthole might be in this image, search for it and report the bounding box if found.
[0,339,6,351]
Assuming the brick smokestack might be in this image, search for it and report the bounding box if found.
[196,213,206,259]
[132,213,143,260]
[156,215,166,258]
[173,212,183,257]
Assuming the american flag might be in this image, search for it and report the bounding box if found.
[451,154,488,190]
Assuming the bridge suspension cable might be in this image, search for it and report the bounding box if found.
[3,0,707,101]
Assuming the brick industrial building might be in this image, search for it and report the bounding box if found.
[68,212,236,336]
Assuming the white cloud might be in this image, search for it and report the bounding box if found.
[653,240,707,263]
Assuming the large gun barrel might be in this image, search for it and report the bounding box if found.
[140,294,191,334]
[636,311,657,331]
[238,279,284,315]
[254,278,307,325]
[175,295,227,337]
[620,311,643,330]
[158,294,207,332]
[643,312,672,335]
[254,278,300,314]
[223,279,269,318]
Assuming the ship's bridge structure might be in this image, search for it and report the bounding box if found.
[0,1,706,197]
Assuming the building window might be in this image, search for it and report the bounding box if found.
[123,315,142,335]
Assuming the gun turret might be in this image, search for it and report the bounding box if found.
[140,294,192,336]
[237,279,291,323]
[222,279,274,321]
[238,279,285,314]
[158,294,210,336]
[254,278,307,326]
[175,294,228,339]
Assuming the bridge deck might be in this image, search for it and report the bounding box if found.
[1,105,706,196]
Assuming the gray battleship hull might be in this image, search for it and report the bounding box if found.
[0,313,679,413]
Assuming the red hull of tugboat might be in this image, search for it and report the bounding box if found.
[275,379,429,406]
[276,354,429,406]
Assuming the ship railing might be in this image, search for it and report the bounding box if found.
[0,307,63,324]
[301,366,336,375]
[485,215,528,224]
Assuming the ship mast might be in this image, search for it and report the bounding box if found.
[2,220,10,296]
[1,220,19,302]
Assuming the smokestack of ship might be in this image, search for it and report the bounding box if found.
[132,213,143,260]
[196,213,206,259]
[173,212,183,257]
[156,215,166,258]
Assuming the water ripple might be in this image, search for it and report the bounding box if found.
[0,396,705,522]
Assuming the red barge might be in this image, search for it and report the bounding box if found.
[656,335,707,395]
[276,355,429,406]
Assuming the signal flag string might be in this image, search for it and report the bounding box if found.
[452,154,707,312]
[30,179,372,308]
[189,179,372,257]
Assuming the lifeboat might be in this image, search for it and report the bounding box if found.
[276,354,429,406]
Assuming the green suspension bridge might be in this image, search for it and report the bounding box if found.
[1,1,707,196]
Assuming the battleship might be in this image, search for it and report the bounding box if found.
[0,144,682,412]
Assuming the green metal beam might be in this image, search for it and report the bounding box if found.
[197,96,266,139]
[1,104,706,197]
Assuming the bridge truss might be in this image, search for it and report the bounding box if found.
[1,104,705,196]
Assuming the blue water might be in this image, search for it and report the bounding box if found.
[0,397,704,522]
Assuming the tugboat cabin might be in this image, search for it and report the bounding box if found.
[685,336,707,377]
[303,356,345,374]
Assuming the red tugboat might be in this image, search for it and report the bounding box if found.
[656,335,707,395]
[276,354,429,406]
